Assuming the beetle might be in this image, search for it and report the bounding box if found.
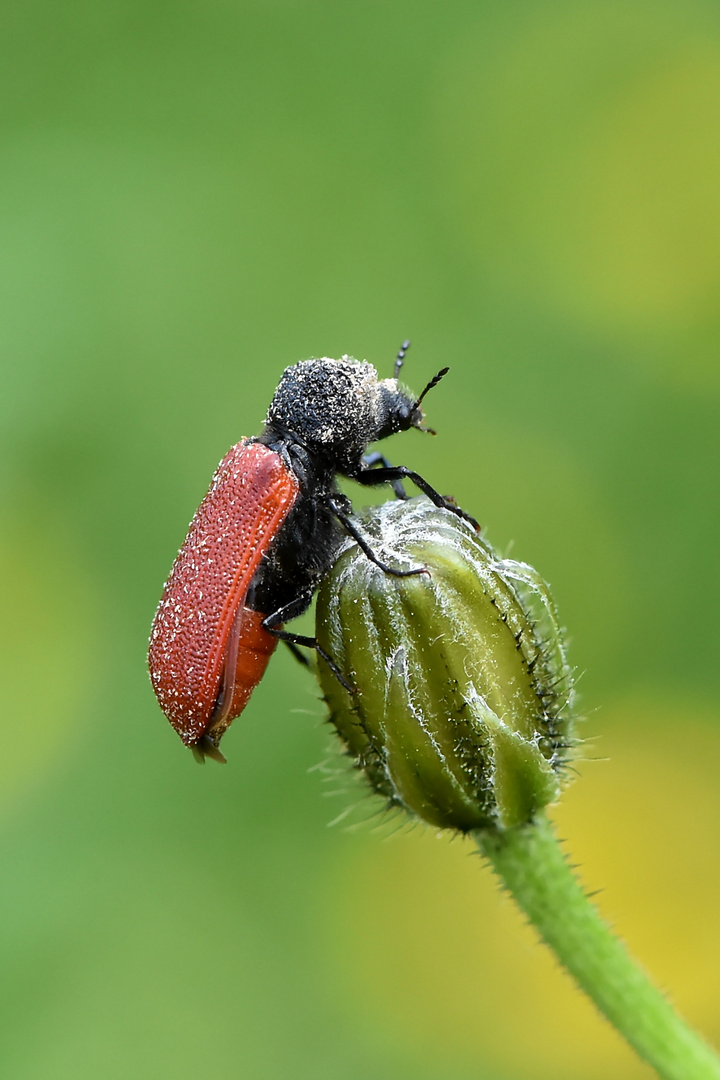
[148,343,478,762]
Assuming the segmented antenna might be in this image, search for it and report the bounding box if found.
[414,366,449,411]
[411,366,450,436]
[393,339,411,379]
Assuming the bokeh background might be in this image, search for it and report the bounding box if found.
[2,2,719,1077]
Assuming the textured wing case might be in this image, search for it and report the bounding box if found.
[148,440,299,745]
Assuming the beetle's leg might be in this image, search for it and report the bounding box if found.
[352,465,480,531]
[361,450,408,500]
[261,588,314,628]
[284,639,311,668]
[328,496,428,578]
[262,595,354,693]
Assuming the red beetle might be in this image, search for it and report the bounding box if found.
[148,346,477,762]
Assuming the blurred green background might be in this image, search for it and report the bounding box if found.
[2,2,719,1077]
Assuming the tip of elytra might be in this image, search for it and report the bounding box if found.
[191,735,227,765]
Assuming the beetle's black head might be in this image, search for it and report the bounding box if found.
[264,357,437,473]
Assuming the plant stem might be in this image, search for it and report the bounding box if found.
[475,812,720,1080]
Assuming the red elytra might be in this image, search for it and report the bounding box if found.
[148,440,299,750]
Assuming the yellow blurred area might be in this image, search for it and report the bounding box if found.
[321,700,720,1079]
[437,1,720,388]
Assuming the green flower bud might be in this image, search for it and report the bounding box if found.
[315,498,575,832]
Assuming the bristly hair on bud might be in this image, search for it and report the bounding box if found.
[314,499,720,1080]
[314,498,576,832]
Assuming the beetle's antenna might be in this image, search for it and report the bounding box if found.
[414,366,449,410]
[411,366,449,437]
[393,339,411,379]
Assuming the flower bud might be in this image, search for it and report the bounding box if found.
[315,498,575,832]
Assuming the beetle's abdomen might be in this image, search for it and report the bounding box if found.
[205,605,279,745]
[148,440,299,747]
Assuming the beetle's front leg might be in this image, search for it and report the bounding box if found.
[361,450,408,500]
[352,465,480,531]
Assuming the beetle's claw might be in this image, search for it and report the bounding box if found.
[191,735,227,765]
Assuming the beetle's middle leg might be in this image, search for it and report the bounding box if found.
[262,593,354,693]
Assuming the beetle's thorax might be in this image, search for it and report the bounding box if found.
[263,356,420,473]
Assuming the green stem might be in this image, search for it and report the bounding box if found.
[475,813,720,1080]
